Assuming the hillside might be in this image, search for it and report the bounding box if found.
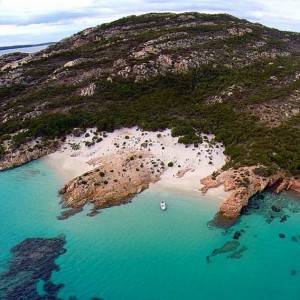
[1,11,300,177]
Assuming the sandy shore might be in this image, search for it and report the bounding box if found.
[44,151,89,181]
[44,127,229,200]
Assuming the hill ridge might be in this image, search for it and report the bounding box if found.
[0,11,300,177]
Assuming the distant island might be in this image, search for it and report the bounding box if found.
[1,12,300,226]
[0,42,55,51]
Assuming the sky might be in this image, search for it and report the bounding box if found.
[1,0,300,46]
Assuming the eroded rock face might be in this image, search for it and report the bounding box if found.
[0,52,29,70]
[274,178,300,193]
[201,166,300,227]
[0,53,33,72]
[0,142,60,170]
[59,150,164,219]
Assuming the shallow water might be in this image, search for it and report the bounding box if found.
[0,160,300,299]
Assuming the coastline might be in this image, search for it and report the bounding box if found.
[44,126,229,206]
[2,143,300,300]
[43,151,91,182]
[45,125,300,225]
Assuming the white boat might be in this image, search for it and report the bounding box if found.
[160,201,167,211]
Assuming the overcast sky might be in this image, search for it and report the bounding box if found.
[1,0,300,46]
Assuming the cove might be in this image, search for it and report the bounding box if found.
[0,160,300,299]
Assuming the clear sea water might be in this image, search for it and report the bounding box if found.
[1,160,300,299]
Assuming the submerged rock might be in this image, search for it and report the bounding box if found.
[208,212,237,229]
[233,229,245,240]
[228,246,247,259]
[0,236,66,300]
[57,207,84,220]
[87,210,101,217]
[238,190,300,225]
[211,241,240,257]
[280,215,289,222]
[291,236,300,243]
[271,205,281,212]
[207,240,248,262]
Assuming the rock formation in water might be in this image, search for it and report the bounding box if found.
[201,166,300,227]
[58,150,163,219]
[0,235,66,300]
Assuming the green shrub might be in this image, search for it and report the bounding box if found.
[253,166,275,177]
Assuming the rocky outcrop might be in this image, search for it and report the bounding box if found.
[0,11,297,94]
[1,53,35,71]
[0,52,29,70]
[201,166,300,227]
[274,178,300,193]
[0,143,60,170]
[58,150,164,219]
[80,83,96,96]
[227,27,253,36]
[246,89,300,127]
[64,58,86,68]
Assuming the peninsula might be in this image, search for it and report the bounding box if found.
[1,12,300,225]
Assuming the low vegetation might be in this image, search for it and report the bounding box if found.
[1,12,300,176]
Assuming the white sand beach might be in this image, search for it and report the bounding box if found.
[44,127,229,201]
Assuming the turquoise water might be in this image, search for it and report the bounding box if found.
[1,160,300,299]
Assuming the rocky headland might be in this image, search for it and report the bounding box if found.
[0,140,60,170]
[58,150,162,219]
[201,166,300,227]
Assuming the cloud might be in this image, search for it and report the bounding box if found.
[0,0,300,46]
